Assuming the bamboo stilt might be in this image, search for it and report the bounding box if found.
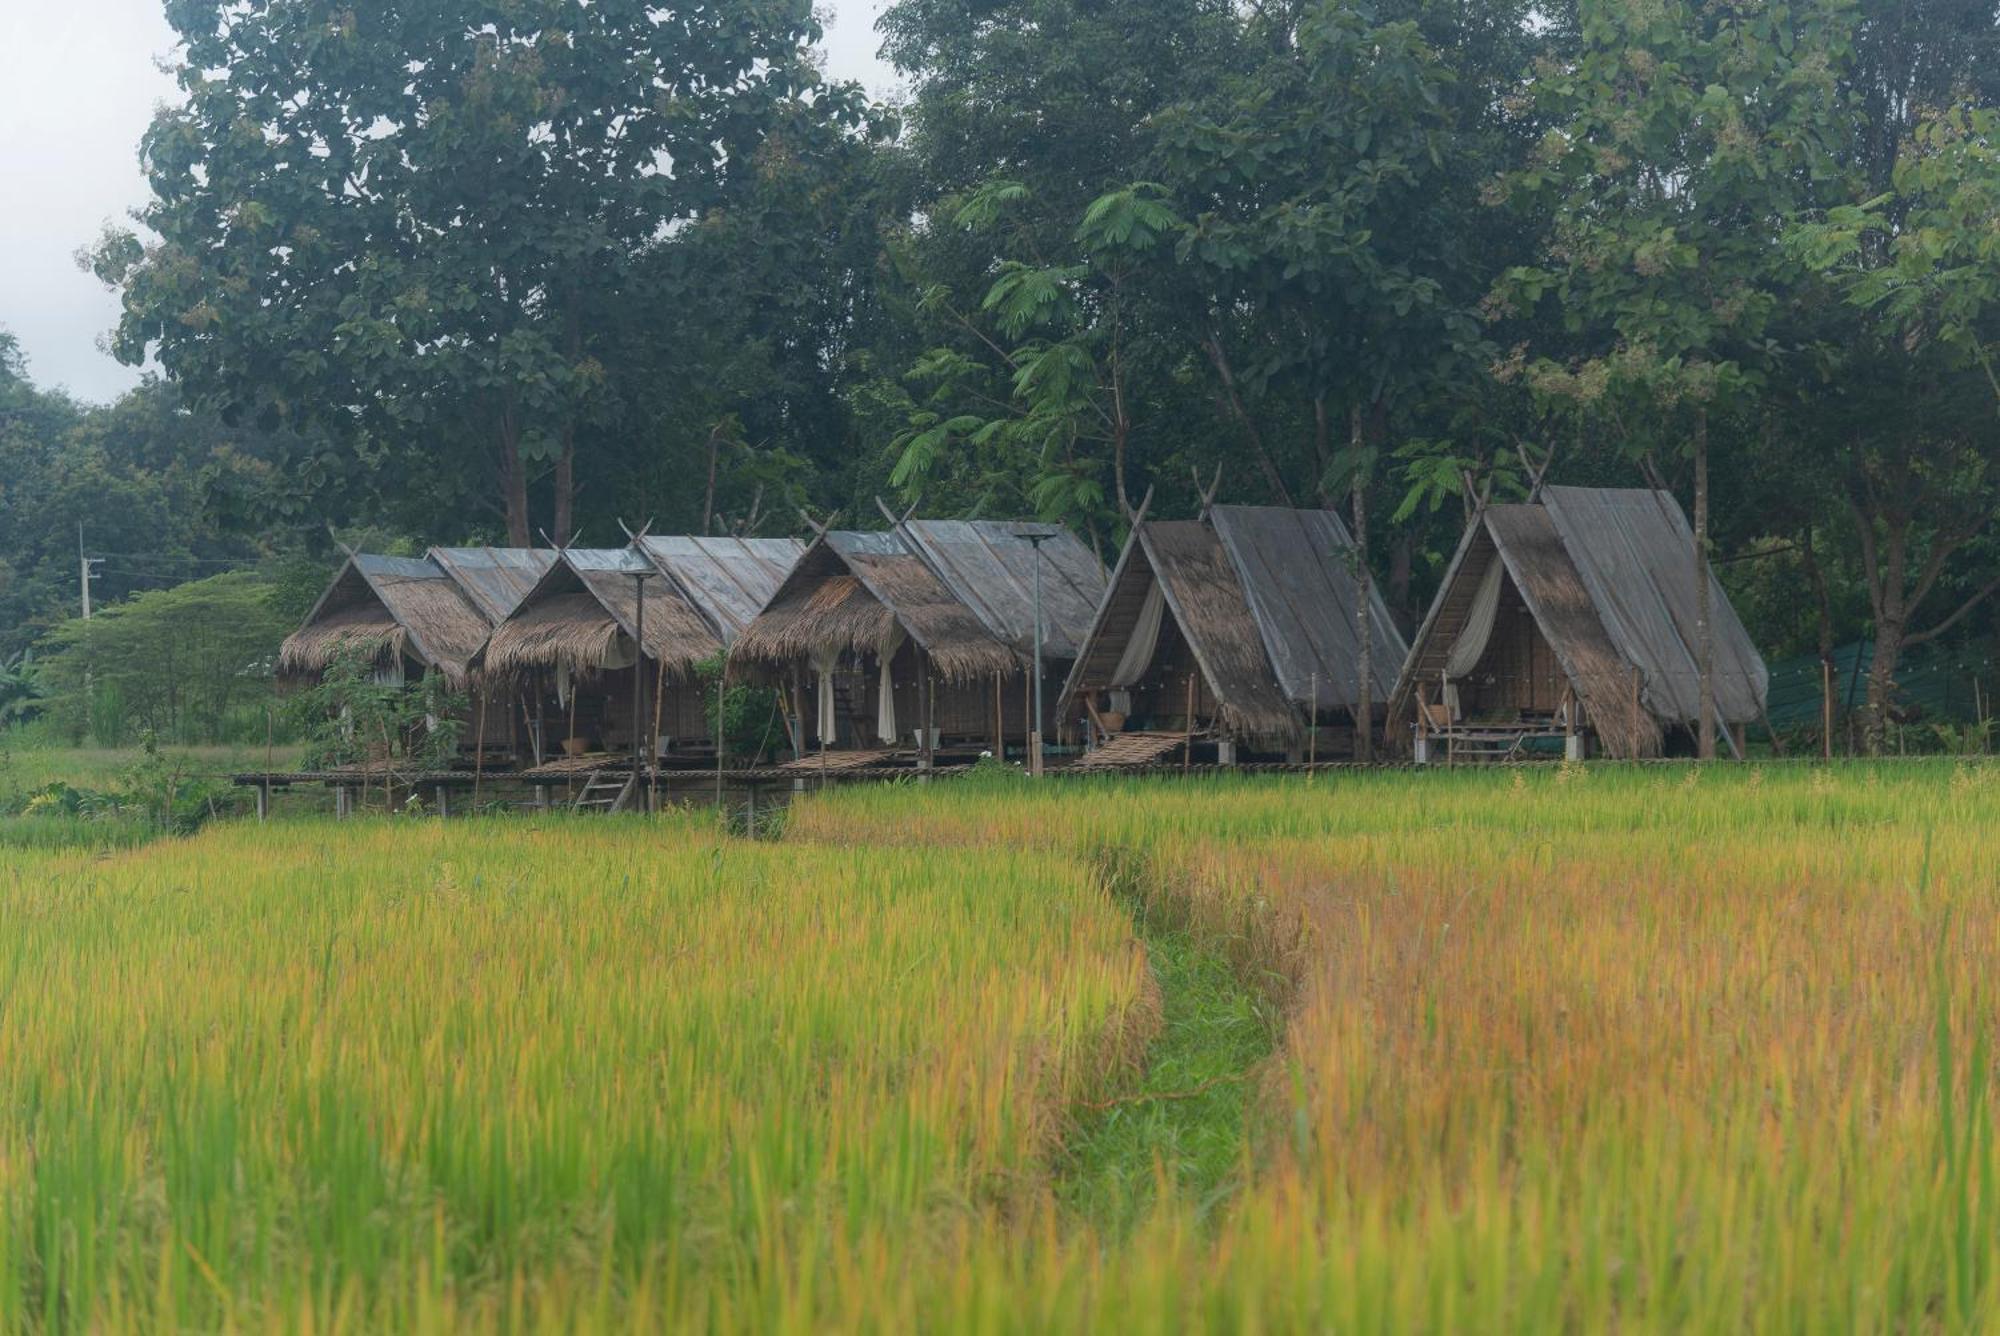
[472,692,487,809]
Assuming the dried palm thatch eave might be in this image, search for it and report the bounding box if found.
[368,571,493,673]
[732,570,1018,684]
[474,591,715,691]
[277,615,406,681]
[732,576,897,666]
[838,550,1020,682]
[576,567,723,668]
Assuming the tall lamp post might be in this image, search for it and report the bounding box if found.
[631,569,651,808]
[1016,531,1056,776]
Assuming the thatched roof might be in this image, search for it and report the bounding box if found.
[1386,486,1768,759]
[430,547,558,622]
[474,549,723,686]
[278,604,405,680]
[278,554,491,689]
[636,535,804,643]
[892,519,1105,660]
[1064,520,1302,740]
[730,533,1019,682]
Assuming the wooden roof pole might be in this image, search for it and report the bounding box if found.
[796,507,841,542]
[1522,443,1556,502]
[873,494,921,528]
[1193,465,1224,523]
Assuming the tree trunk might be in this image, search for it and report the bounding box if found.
[1201,333,1294,506]
[553,287,582,543]
[1693,405,1716,759]
[1109,308,1134,520]
[553,425,575,543]
[701,421,723,535]
[1852,502,1908,756]
[1863,617,1904,756]
[1389,531,1415,636]
[1351,404,1373,764]
[1801,526,1837,756]
[1802,527,1835,666]
[499,402,530,547]
[1313,393,1332,505]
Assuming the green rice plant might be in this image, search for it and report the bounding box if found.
[0,815,1146,1330]
[801,762,2000,1328]
[4,762,1999,1329]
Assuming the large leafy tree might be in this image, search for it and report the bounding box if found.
[1495,0,1851,756]
[1778,0,2000,749]
[1144,0,1518,753]
[0,334,279,658]
[94,0,868,545]
[867,0,1246,542]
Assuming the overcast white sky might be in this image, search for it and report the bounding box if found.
[0,2,900,403]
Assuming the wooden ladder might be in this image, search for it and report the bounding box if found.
[573,770,635,813]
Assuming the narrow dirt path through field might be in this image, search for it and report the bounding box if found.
[1056,851,1276,1234]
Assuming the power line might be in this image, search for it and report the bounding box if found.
[88,551,272,566]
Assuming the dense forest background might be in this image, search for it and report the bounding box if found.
[5,0,2000,751]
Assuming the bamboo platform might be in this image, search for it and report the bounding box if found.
[517,753,635,781]
[1066,731,1189,770]
[775,748,905,773]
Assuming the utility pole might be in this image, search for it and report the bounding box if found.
[1017,530,1056,776]
[78,523,104,732]
[78,523,103,619]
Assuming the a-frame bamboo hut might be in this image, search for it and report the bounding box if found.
[730,522,1101,765]
[279,554,493,692]
[1385,485,1768,760]
[1058,505,1408,766]
[471,547,731,769]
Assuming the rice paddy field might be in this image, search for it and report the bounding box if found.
[4,761,1999,1329]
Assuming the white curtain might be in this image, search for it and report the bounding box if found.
[1110,580,1166,688]
[813,650,838,743]
[1445,559,1505,679]
[602,633,637,670]
[876,627,906,744]
[555,662,571,709]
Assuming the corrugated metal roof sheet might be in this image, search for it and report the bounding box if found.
[1208,505,1408,710]
[1539,486,1767,724]
[825,531,907,559]
[638,535,804,643]
[895,520,1105,661]
[560,548,644,576]
[353,554,441,581]
[429,547,558,622]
